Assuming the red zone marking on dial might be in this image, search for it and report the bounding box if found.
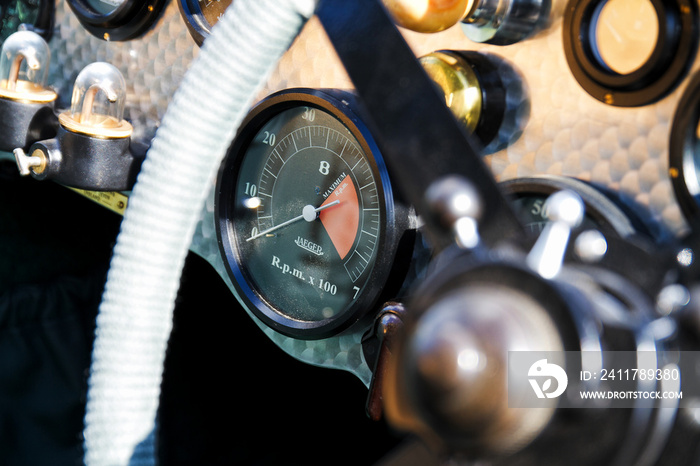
[319,174,359,260]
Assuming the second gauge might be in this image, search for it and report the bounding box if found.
[216,89,411,340]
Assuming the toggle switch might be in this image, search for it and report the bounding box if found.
[0,30,58,151]
[15,62,144,191]
[460,0,549,45]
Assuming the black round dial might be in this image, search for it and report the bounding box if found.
[66,0,167,41]
[510,193,599,235]
[178,0,232,46]
[501,175,661,240]
[670,71,700,224]
[0,0,53,42]
[216,89,409,339]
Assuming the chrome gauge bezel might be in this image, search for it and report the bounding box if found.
[66,0,168,41]
[177,0,230,46]
[563,0,698,107]
[216,88,411,340]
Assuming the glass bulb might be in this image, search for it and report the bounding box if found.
[0,30,50,92]
[70,62,127,127]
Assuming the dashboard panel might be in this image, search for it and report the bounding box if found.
[4,0,700,464]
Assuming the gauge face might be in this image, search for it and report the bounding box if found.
[670,71,700,222]
[502,176,660,240]
[84,0,124,15]
[563,0,698,107]
[234,107,382,322]
[593,0,659,75]
[511,194,599,235]
[66,0,167,41]
[178,0,232,46]
[217,89,405,339]
[0,0,53,42]
[200,0,230,26]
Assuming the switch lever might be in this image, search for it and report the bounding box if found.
[526,190,585,279]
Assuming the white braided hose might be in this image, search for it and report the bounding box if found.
[83,1,317,464]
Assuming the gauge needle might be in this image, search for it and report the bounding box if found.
[247,200,340,241]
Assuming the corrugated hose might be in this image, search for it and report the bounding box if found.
[82,0,317,463]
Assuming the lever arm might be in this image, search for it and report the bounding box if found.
[317,0,525,251]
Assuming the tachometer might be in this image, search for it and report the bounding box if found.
[216,88,412,339]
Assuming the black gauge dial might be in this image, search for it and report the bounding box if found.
[178,0,232,46]
[563,0,698,107]
[216,89,410,339]
[66,0,167,41]
[670,71,700,223]
[511,193,599,236]
[501,175,660,240]
[0,0,53,42]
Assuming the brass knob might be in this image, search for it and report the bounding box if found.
[419,50,507,147]
[381,0,476,33]
[420,51,483,135]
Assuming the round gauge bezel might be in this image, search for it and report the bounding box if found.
[216,88,407,340]
[563,0,698,107]
[66,0,168,41]
[500,175,658,239]
[177,0,229,46]
[670,71,700,223]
